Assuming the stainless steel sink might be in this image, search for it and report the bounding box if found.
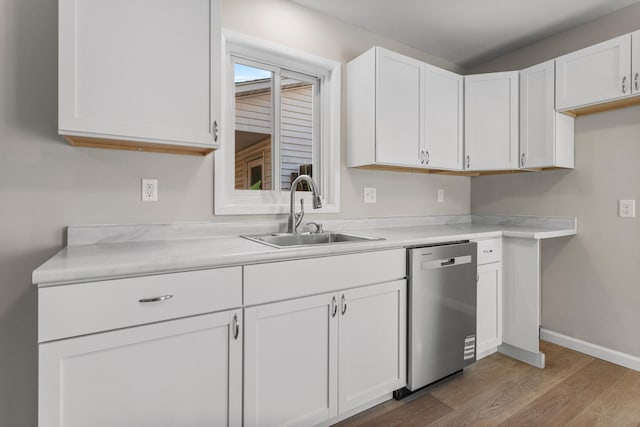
[242,232,384,248]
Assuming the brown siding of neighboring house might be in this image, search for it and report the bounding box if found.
[235,137,272,190]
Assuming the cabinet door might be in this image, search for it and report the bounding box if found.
[520,61,555,168]
[338,280,406,413]
[633,31,640,95]
[424,65,464,170]
[465,72,519,170]
[556,34,632,110]
[59,0,220,148]
[244,294,338,427]
[39,310,242,427]
[476,263,502,359]
[375,48,423,167]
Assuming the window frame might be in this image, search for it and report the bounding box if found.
[214,30,341,215]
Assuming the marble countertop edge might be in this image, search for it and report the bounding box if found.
[32,216,577,287]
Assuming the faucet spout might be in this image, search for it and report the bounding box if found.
[288,175,322,234]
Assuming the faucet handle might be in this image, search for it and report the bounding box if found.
[306,222,324,234]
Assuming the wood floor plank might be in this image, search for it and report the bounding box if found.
[340,394,453,427]
[427,344,594,426]
[566,370,640,427]
[428,352,529,409]
[338,343,639,427]
[497,359,628,427]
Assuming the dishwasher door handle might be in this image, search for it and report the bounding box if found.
[423,255,472,270]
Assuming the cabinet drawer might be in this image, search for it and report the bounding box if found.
[244,249,406,305]
[39,267,242,342]
[476,239,501,265]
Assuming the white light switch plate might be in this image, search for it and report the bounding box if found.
[437,189,444,203]
[364,187,376,204]
[619,200,635,218]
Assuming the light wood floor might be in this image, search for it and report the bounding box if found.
[338,341,640,427]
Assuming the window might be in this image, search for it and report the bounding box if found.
[215,31,340,215]
[233,61,318,192]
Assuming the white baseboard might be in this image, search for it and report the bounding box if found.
[540,328,640,372]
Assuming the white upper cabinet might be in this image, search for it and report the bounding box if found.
[633,31,640,95]
[347,47,423,168]
[347,47,466,170]
[556,34,632,111]
[464,72,519,171]
[423,64,464,170]
[520,61,574,169]
[58,0,221,154]
[377,49,424,167]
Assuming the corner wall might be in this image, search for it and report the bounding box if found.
[470,3,640,359]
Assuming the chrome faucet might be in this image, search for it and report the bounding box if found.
[288,175,322,234]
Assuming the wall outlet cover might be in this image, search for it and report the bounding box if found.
[437,189,444,203]
[364,187,376,204]
[142,179,158,202]
[619,200,635,218]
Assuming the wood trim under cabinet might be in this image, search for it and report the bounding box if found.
[560,95,640,118]
[352,165,570,177]
[64,135,214,156]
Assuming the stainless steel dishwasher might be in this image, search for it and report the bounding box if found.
[396,241,477,398]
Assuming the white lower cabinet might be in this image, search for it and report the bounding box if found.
[244,293,338,427]
[39,310,243,427]
[338,281,406,414]
[244,280,407,427]
[474,239,503,359]
[476,263,503,358]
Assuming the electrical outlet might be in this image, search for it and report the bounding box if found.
[142,179,158,202]
[437,189,444,203]
[364,187,376,204]
[619,200,635,218]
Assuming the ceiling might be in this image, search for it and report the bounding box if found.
[289,0,640,67]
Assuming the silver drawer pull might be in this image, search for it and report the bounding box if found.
[139,295,173,303]
[483,249,493,253]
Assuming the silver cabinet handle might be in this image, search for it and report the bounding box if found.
[425,150,430,165]
[635,73,639,92]
[232,313,240,340]
[483,249,493,253]
[466,155,470,169]
[212,120,219,142]
[341,294,347,315]
[622,76,628,94]
[420,150,425,165]
[521,153,526,167]
[139,295,173,303]
[331,296,337,318]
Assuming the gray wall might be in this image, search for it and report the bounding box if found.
[0,0,469,425]
[471,4,640,358]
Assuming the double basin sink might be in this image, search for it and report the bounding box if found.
[242,231,384,249]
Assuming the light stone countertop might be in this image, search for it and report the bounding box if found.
[32,215,577,287]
